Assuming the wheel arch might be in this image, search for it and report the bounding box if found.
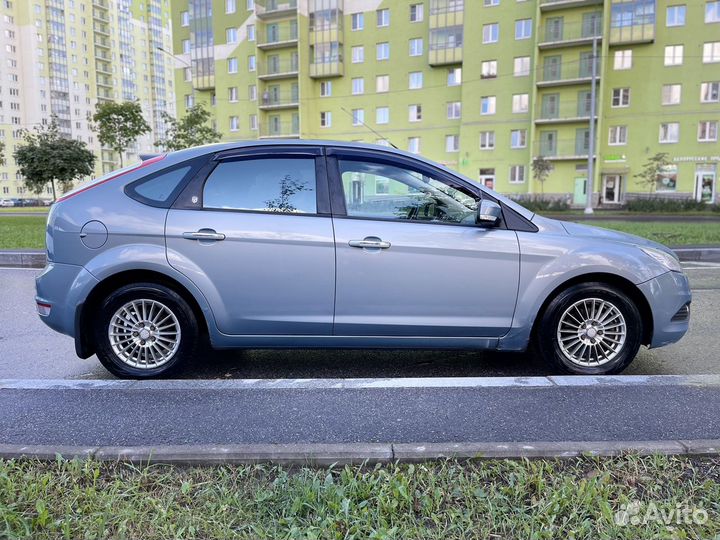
[530,272,654,347]
[75,269,211,359]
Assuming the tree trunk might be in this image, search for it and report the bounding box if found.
[118,151,123,168]
[50,179,56,202]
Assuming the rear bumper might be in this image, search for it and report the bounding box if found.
[638,270,692,348]
[35,262,98,339]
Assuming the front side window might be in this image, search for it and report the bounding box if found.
[339,160,478,225]
[203,158,317,214]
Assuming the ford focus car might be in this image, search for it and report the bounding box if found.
[35,141,691,378]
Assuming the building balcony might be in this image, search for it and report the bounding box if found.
[258,60,299,80]
[309,26,343,46]
[93,23,110,36]
[255,0,298,20]
[428,45,462,66]
[536,63,600,87]
[258,121,300,139]
[256,26,299,50]
[92,0,109,8]
[92,10,110,23]
[608,23,654,44]
[309,58,343,78]
[534,138,593,160]
[258,92,300,110]
[539,0,603,11]
[538,21,602,49]
[535,101,596,124]
[94,36,111,49]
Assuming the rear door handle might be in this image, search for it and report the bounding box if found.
[182,229,226,241]
[348,238,391,249]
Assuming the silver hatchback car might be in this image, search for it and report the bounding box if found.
[36,141,691,378]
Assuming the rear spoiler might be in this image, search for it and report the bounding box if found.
[139,153,162,161]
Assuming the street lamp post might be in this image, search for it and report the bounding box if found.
[157,46,195,104]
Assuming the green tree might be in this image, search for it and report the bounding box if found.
[155,104,222,151]
[634,152,673,193]
[14,117,96,201]
[93,101,150,167]
[531,156,554,194]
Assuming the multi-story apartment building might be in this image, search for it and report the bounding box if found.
[0,0,176,199]
[173,0,720,206]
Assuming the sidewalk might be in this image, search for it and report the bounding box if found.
[1,376,719,463]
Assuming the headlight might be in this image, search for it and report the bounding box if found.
[641,247,683,272]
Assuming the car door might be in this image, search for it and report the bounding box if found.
[165,146,335,335]
[327,148,520,337]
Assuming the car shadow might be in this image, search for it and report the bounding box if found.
[181,348,552,379]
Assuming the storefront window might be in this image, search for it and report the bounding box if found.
[656,165,677,192]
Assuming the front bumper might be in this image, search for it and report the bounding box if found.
[35,261,99,338]
[638,270,692,348]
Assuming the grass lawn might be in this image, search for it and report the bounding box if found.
[0,207,49,214]
[0,456,718,539]
[0,216,45,250]
[587,220,720,246]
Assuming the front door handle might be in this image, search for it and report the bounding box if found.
[348,237,391,249]
[182,229,226,241]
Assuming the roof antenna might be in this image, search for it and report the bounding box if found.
[340,107,399,149]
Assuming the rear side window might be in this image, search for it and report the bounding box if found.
[133,166,192,203]
[203,158,317,214]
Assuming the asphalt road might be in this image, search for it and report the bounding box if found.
[1,264,718,380]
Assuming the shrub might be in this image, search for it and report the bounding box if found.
[625,198,719,213]
[510,195,571,213]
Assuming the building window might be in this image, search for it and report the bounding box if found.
[225,0,236,12]
[703,42,720,62]
[409,38,423,56]
[182,39,191,54]
[611,88,630,107]
[445,135,459,152]
[351,46,364,63]
[512,93,529,113]
[376,74,389,92]
[376,42,390,60]
[320,111,332,127]
[352,108,364,126]
[409,71,423,89]
[664,45,684,65]
[514,56,530,77]
[352,77,364,95]
[247,24,255,41]
[609,125,628,145]
[656,165,677,191]
[376,107,389,124]
[408,104,422,122]
[481,96,496,115]
[614,50,632,70]
[229,87,238,102]
[659,122,680,143]
[184,67,192,81]
[447,68,462,86]
[510,129,527,148]
[408,137,420,154]
[485,0,499,6]
[698,121,718,141]
[701,81,720,102]
[351,13,364,30]
[483,23,499,43]
[480,131,495,149]
[706,0,720,22]
[246,0,253,10]
[481,60,497,79]
[662,84,682,105]
[320,81,332,96]
[229,116,239,131]
[666,5,686,26]
[447,101,461,119]
[248,55,256,71]
[515,19,532,40]
[509,165,526,184]
[226,28,238,44]
[181,11,189,26]
[227,57,238,73]
[410,4,423,22]
[185,94,194,108]
[377,9,390,27]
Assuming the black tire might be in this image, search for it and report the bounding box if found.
[535,282,642,375]
[94,282,199,379]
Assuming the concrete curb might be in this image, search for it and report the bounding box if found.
[2,248,719,268]
[0,440,716,464]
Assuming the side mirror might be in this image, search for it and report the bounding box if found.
[476,200,502,226]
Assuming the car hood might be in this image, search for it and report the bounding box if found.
[558,219,677,257]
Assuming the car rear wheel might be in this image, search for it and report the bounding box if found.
[535,282,642,375]
[94,283,198,378]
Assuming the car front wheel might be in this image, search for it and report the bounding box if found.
[535,282,642,375]
[94,283,199,378]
